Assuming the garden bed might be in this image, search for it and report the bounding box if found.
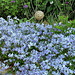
[0,17,75,75]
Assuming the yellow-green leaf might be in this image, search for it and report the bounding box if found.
[6,6,9,9]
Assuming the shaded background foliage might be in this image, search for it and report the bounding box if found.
[0,0,75,22]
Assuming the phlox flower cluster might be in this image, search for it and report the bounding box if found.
[0,16,75,75]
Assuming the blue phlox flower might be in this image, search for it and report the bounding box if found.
[8,53,14,57]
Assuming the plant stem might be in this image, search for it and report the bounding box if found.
[27,16,35,21]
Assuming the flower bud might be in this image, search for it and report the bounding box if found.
[35,11,44,20]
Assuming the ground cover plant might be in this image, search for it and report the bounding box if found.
[0,0,75,75]
[0,16,75,75]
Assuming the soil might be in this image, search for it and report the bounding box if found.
[0,67,15,75]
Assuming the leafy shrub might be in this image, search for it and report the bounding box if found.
[0,0,75,22]
[0,0,30,19]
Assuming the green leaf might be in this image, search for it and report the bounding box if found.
[12,12,15,15]
[1,3,5,6]
[6,6,9,9]
[47,7,52,13]
[19,19,23,23]
[2,0,6,1]
[27,2,30,8]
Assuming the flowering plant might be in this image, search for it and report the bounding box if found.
[0,16,75,75]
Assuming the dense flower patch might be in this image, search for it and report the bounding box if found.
[0,17,75,75]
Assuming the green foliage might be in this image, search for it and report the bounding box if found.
[57,15,69,24]
[69,19,75,28]
[0,0,75,22]
[0,0,30,19]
